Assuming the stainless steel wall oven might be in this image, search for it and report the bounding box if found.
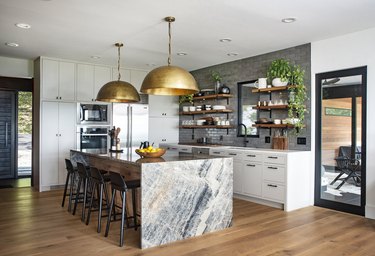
[77,127,108,151]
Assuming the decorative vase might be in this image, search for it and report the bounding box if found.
[215,81,221,94]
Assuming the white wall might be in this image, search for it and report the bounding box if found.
[0,56,33,78]
[311,27,375,218]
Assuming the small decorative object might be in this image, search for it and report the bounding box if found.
[267,59,291,87]
[211,71,222,94]
[254,78,267,88]
[219,84,230,94]
[179,94,194,104]
[109,126,123,152]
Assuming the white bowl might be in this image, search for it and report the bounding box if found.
[189,106,196,111]
[274,119,281,125]
[182,106,189,112]
[196,120,205,125]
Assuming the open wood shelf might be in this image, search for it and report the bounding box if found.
[180,109,233,115]
[252,124,294,128]
[193,94,233,101]
[256,105,288,110]
[180,125,234,129]
[251,85,296,93]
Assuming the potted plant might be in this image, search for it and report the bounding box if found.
[179,94,194,105]
[211,71,222,93]
[287,65,307,134]
[267,59,291,87]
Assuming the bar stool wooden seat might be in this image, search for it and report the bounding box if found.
[61,159,77,213]
[86,166,111,233]
[72,162,92,222]
[104,171,141,247]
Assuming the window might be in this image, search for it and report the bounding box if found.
[238,81,259,137]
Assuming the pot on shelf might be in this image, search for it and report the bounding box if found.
[219,84,230,94]
[272,78,288,87]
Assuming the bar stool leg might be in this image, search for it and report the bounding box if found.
[97,184,104,233]
[86,180,96,226]
[81,178,88,222]
[132,188,137,230]
[68,172,76,212]
[105,188,116,238]
[61,172,70,207]
[72,177,82,215]
[120,190,126,247]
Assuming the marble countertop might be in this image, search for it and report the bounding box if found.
[71,149,226,165]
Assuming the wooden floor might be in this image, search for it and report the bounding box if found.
[1,188,375,256]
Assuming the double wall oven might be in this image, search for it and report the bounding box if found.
[77,103,110,152]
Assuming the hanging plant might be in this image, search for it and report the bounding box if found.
[179,94,194,105]
[288,65,307,134]
[267,59,292,83]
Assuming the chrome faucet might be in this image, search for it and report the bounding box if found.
[237,123,249,147]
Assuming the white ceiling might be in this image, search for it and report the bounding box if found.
[1,0,375,71]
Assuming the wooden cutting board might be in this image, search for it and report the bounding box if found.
[272,137,288,150]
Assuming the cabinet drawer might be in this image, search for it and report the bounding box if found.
[263,165,285,183]
[178,147,192,153]
[262,183,285,202]
[209,149,226,156]
[226,151,243,160]
[263,154,286,165]
[243,152,262,162]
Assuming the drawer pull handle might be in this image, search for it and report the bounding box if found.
[268,156,278,159]
[267,184,278,188]
[229,153,237,156]
[267,167,278,170]
[247,155,256,157]
[247,164,256,167]
[181,149,188,151]
[213,152,220,154]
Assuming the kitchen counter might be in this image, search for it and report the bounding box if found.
[70,149,233,249]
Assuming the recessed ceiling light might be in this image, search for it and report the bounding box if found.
[227,53,238,56]
[177,52,187,56]
[281,17,297,23]
[5,42,19,47]
[15,23,31,29]
[90,55,101,59]
[220,38,232,43]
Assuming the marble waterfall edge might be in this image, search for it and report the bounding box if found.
[141,157,233,249]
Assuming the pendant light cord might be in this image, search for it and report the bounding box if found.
[117,45,121,81]
[168,20,171,66]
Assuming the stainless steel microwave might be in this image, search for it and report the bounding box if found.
[78,103,110,124]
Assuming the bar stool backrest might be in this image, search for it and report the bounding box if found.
[90,166,104,183]
[65,159,74,173]
[109,172,128,191]
[77,162,89,179]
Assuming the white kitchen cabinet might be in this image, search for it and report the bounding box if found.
[130,70,147,92]
[149,95,179,117]
[77,64,112,102]
[148,117,179,147]
[226,151,244,194]
[42,59,75,101]
[243,161,262,197]
[41,101,76,191]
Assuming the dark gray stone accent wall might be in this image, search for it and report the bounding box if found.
[179,44,311,151]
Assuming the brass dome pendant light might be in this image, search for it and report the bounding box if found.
[140,16,199,96]
[96,43,140,102]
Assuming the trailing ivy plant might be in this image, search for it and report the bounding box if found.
[267,59,292,83]
[179,94,194,105]
[288,65,307,134]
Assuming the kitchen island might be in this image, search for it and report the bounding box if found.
[70,149,233,249]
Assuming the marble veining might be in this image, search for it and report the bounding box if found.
[141,157,233,249]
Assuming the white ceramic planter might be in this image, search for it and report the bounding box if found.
[272,78,288,87]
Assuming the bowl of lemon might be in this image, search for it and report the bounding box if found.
[135,146,166,158]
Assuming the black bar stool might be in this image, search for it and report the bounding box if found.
[86,166,111,233]
[104,171,140,247]
[61,159,77,212]
[72,162,92,222]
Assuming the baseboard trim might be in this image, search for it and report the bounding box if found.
[365,204,375,219]
[234,194,283,210]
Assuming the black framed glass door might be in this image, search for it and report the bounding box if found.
[315,66,366,216]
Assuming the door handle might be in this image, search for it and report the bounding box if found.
[267,166,278,170]
[268,156,278,159]
[5,122,8,147]
[247,164,256,167]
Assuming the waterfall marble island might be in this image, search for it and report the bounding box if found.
[70,149,233,249]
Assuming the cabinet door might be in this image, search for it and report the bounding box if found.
[149,95,179,117]
[41,101,59,186]
[59,61,75,101]
[58,103,77,184]
[130,70,147,92]
[42,59,59,100]
[148,117,179,147]
[243,161,262,197]
[233,159,243,194]
[94,66,111,100]
[76,64,94,102]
